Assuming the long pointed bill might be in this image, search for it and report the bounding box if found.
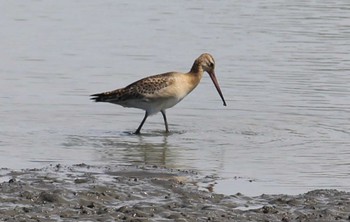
[208,71,227,106]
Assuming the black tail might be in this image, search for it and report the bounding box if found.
[90,88,124,103]
[90,93,105,102]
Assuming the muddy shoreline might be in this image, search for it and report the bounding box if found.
[0,164,349,222]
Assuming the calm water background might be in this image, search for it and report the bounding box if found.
[1,1,350,196]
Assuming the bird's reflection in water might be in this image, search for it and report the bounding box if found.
[135,132,169,166]
[64,130,184,167]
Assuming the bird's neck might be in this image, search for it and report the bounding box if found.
[187,63,204,89]
[189,60,203,74]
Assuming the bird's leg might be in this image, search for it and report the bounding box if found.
[134,112,148,134]
[161,110,169,133]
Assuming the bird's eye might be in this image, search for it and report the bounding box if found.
[209,62,214,68]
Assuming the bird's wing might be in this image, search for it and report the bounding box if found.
[123,72,176,100]
[90,72,176,103]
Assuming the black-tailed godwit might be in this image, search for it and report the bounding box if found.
[90,53,226,134]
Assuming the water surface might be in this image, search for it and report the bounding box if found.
[1,1,350,196]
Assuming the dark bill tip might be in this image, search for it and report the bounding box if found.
[208,71,227,107]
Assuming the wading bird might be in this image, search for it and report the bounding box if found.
[90,53,226,134]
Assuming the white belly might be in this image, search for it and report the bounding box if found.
[120,96,182,116]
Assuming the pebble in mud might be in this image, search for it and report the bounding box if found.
[1,164,350,222]
[38,191,61,203]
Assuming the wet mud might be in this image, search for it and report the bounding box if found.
[1,164,350,222]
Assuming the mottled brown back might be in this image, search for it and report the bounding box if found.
[90,72,175,103]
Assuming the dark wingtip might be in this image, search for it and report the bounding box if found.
[90,93,102,102]
[90,93,101,97]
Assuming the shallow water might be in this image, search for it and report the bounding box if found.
[1,1,350,196]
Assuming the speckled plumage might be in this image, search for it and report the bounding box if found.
[90,53,226,134]
[91,73,175,102]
